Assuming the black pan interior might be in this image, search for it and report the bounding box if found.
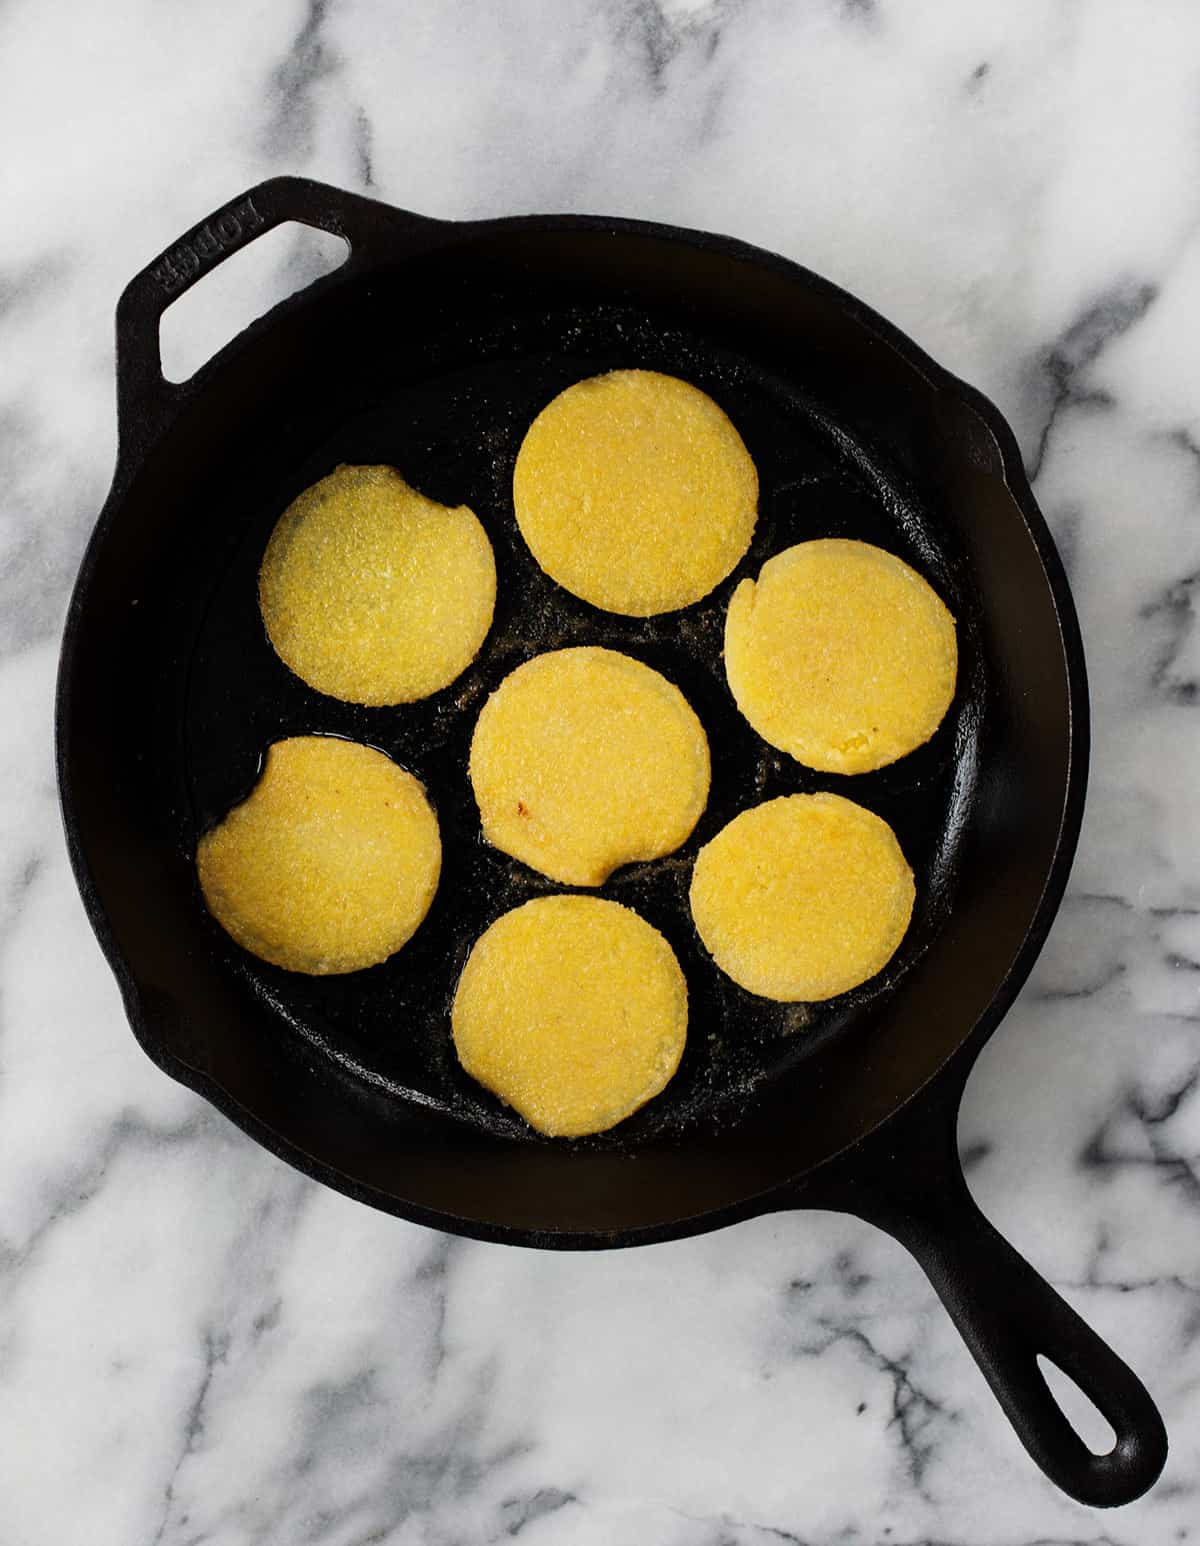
[61,222,1077,1239]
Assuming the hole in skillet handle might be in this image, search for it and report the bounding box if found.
[1038,1355,1119,1457]
[159,223,349,384]
[112,176,446,463]
[792,1069,1168,1507]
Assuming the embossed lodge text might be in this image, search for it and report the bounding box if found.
[151,197,265,294]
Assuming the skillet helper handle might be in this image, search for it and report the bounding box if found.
[804,1080,1168,1507]
[113,176,440,452]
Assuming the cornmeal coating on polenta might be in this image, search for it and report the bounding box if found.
[259,464,495,705]
[513,370,758,615]
[196,736,441,975]
[469,647,710,886]
[725,539,956,773]
[451,895,687,1137]
[689,793,914,1002]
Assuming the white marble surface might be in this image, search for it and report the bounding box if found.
[2,0,1199,1540]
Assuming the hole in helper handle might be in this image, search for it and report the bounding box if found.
[112,176,444,461]
[795,1072,1168,1507]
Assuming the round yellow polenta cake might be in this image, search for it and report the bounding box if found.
[469,647,710,886]
[196,736,441,975]
[451,895,687,1137]
[725,539,956,773]
[259,464,495,705]
[512,369,758,615]
[689,793,915,1002]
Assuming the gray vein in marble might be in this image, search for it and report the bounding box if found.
[0,1112,211,1285]
[839,0,878,26]
[663,1505,807,1546]
[1028,282,1158,482]
[1136,1066,1200,1126]
[1081,1073,1200,1205]
[966,60,991,92]
[150,1328,231,1546]
[497,1485,578,1537]
[413,1233,458,1385]
[262,0,339,161]
[622,0,680,88]
[783,1277,950,1497]
[670,1528,1141,1546]
[1071,1229,1200,1340]
[353,103,375,190]
[1140,568,1199,705]
[1161,425,1200,474]
[828,1324,951,1496]
[895,1538,1124,1546]
[609,0,730,103]
[1028,962,1127,1003]
[1,851,41,937]
[288,1369,531,1546]
[1026,891,1200,1010]
[146,1175,317,1544]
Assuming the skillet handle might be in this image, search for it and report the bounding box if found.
[798,1073,1168,1506]
[113,176,443,455]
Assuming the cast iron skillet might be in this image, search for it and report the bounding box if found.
[57,177,1167,1505]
